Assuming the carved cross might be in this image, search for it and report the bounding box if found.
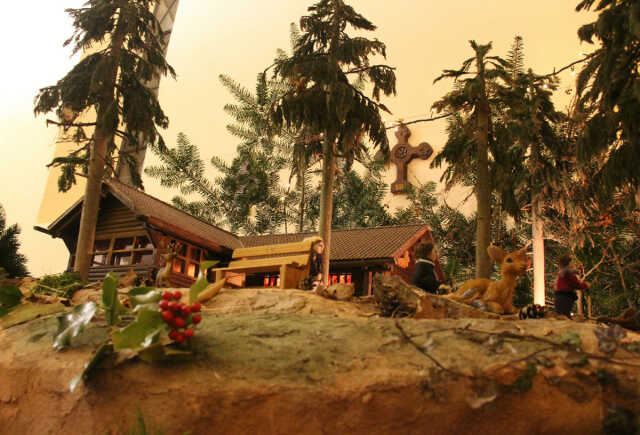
[390,124,433,194]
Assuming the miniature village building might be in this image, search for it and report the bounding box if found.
[36,178,443,295]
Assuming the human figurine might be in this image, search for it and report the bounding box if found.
[308,239,325,292]
[411,242,449,294]
[555,254,589,318]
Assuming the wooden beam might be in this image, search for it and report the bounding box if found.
[232,240,314,259]
[218,254,310,272]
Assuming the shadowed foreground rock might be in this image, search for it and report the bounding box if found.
[1,288,640,434]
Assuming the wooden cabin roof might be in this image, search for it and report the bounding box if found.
[37,178,243,251]
[105,179,242,250]
[240,224,432,261]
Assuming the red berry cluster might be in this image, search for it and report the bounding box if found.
[158,290,202,344]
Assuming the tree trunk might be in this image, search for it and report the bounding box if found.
[318,138,336,286]
[297,170,305,233]
[74,18,127,281]
[74,134,109,282]
[475,103,492,279]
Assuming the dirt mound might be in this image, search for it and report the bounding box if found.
[1,288,640,434]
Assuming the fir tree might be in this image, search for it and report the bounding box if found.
[0,204,29,278]
[498,37,567,305]
[267,0,396,283]
[34,0,175,281]
[575,0,640,205]
[305,155,394,230]
[146,131,287,235]
[432,41,509,279]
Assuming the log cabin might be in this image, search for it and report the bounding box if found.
[36,178,443,294]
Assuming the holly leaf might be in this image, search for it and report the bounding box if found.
[189,260,219,303]
[102,272,126,326]
[0,285,22,317]
[69,343,112,392]
[0,302,66,329]
[53,302,98,351]
[128,288,162,307]
[128,286,156,298]
[559,330,582,351]
[111,308,164,352]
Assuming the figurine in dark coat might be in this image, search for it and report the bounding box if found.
[411,242,444,294]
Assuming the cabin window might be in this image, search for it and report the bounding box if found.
[87,234,154,268]
[94,239,111,251]
[134,236,152,249]
[111,252,132,266]
[114,237,135,250]
[166,240,206,278]
[92,253,108,266]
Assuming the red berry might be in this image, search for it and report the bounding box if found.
[169,329,179,341]
[172,290,182,300]
[175,333,185,343]
[158,300,169,310]
[181,306,191,317]
[162,291,172,300]
[168,301,179,311]
[184,328,194,338]
[162,310,174,322]
[192,314,202,324]
[191,302,201,313]
[174,317,185,328]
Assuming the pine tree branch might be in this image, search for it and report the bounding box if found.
[385,112,455,130]
[345,64,396,74]
[45,119,97,128]
[538,53,597,79]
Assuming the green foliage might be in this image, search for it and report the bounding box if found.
[69,343,112,393]
[53,301,99,351]
[575,0,640,203]
[189,260,219,303]
[123,411,165,435]
[111,309,164,352]
[305,156,394,229]
[269,0,396,163]
[128,287,161,308]
[102,272,126,326]
[0,204,28,278]
[0,285,22,317]
[33,0,176,190]
[559,330,583,351]
[34,272,85,299]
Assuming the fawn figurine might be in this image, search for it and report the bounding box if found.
[155,243,177,288]
[445,245,529,314]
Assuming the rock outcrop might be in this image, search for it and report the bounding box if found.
[1,287,640,434]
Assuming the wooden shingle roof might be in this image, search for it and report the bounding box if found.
[240,224,431,261]
[105,179,243,250]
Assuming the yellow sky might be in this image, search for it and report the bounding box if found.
[0,1,595,276]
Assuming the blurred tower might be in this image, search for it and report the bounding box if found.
[36,0,180,226]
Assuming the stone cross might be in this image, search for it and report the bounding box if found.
[390,124,433,194]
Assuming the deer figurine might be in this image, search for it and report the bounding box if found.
[155,242,177,288]
[445,245,530,314]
